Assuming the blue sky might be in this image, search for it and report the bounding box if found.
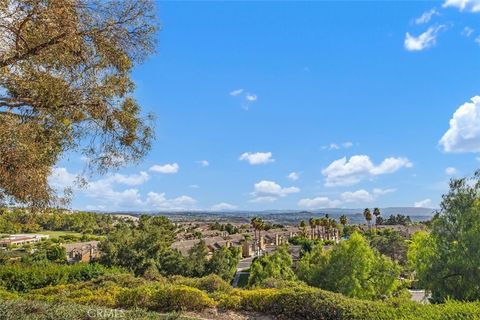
[51,1,480,211]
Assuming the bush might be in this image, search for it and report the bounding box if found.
[170,274,232,294]
[116,283,216,312]
[0,262,119,292]
[152,285,216,311]
[0,299,191,319]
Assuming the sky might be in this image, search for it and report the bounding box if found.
[51,0,480,212]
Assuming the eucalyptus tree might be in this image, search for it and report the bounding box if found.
[0,0,157,206]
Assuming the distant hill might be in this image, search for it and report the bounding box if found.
[105,207,435,225]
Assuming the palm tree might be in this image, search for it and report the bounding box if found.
[329,218,338,240]
[309,217,316,239]
[339,214,348,226]
[320,217,328,240]
[257,218,265,255]
[373,207,381,229]
[250,217,259,254]
[363,208,372,230]
[299,220,308,238]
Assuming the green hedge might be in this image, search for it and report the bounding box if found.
[0,299,194,320]
[0,263,120,292]
[5,272,480,319]
[218,287,480,320]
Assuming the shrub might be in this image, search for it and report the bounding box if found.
[151,285,216,312]
[116,283,216,312]
[170,274,232,294]
[0,262,119,292]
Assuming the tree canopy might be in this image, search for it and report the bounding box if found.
[297,232,402,299]
[0,0,157,206]
[408,171,480,302]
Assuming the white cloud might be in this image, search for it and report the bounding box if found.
[287,172,300,181]
[322,155,412,187]
[476,36,480,45]
[414,198,432,208]
[462,26,475,37]
[149,163,179,174]
[250,180,299,203]
[373,188,396,196]
[49,167,77,189]
[415,8,439,24]
[322,142,353,150]
[189,184,200,189]
[404,25,445,51]
[298,197,341,208]
[230,89,244,96]
[249,196,278,203]
[197,160,209,167]
[146,192,196,210]
[445,167,458,175]
[443,0,480,12]
[341,188,396,203]
[439,96,480,153]
[211,202,237,210]
[245,93,257,102]
[341,189,374,203]
[239,152,274,165]
[106,171,150,186]
[50,167,194,211]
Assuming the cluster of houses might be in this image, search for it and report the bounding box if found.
[172,224,341,259]
[0,234,50,247]
[0,234,100,263]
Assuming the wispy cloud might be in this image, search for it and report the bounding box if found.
[287,172,300,181]
[245,93,257,102]
[197,160,209,167]
[404,25,446,51]
[415,8,439,24]
[230,89,244,96]
[322,141,354,150]
[443,0,480,13]
[462,26,475,37]
[414,198,432,208]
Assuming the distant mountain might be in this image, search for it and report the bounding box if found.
[105,207,436,225]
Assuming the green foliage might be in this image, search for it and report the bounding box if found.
[297,232,402,299]
[0,208,115,235]
[206,246,241,281]
[377,214,413,226]
[218,286,480,320]
[368,229,409,265]
[0,299,191,320]
[408,172,480,302]
[116,284,216,312]
[210,222,239,234]
[184,240,209,277]
[248,246,296,287]
[99,215,176,276]
[0,262,117,292]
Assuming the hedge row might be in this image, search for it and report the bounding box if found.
[0,263,120,292]
[0,299,194,320]
[6,273,480,319]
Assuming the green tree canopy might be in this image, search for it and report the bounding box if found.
[0,0,157,206]
[248,246,295,287]
[408,171,480,302]
[297,232,402,299]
